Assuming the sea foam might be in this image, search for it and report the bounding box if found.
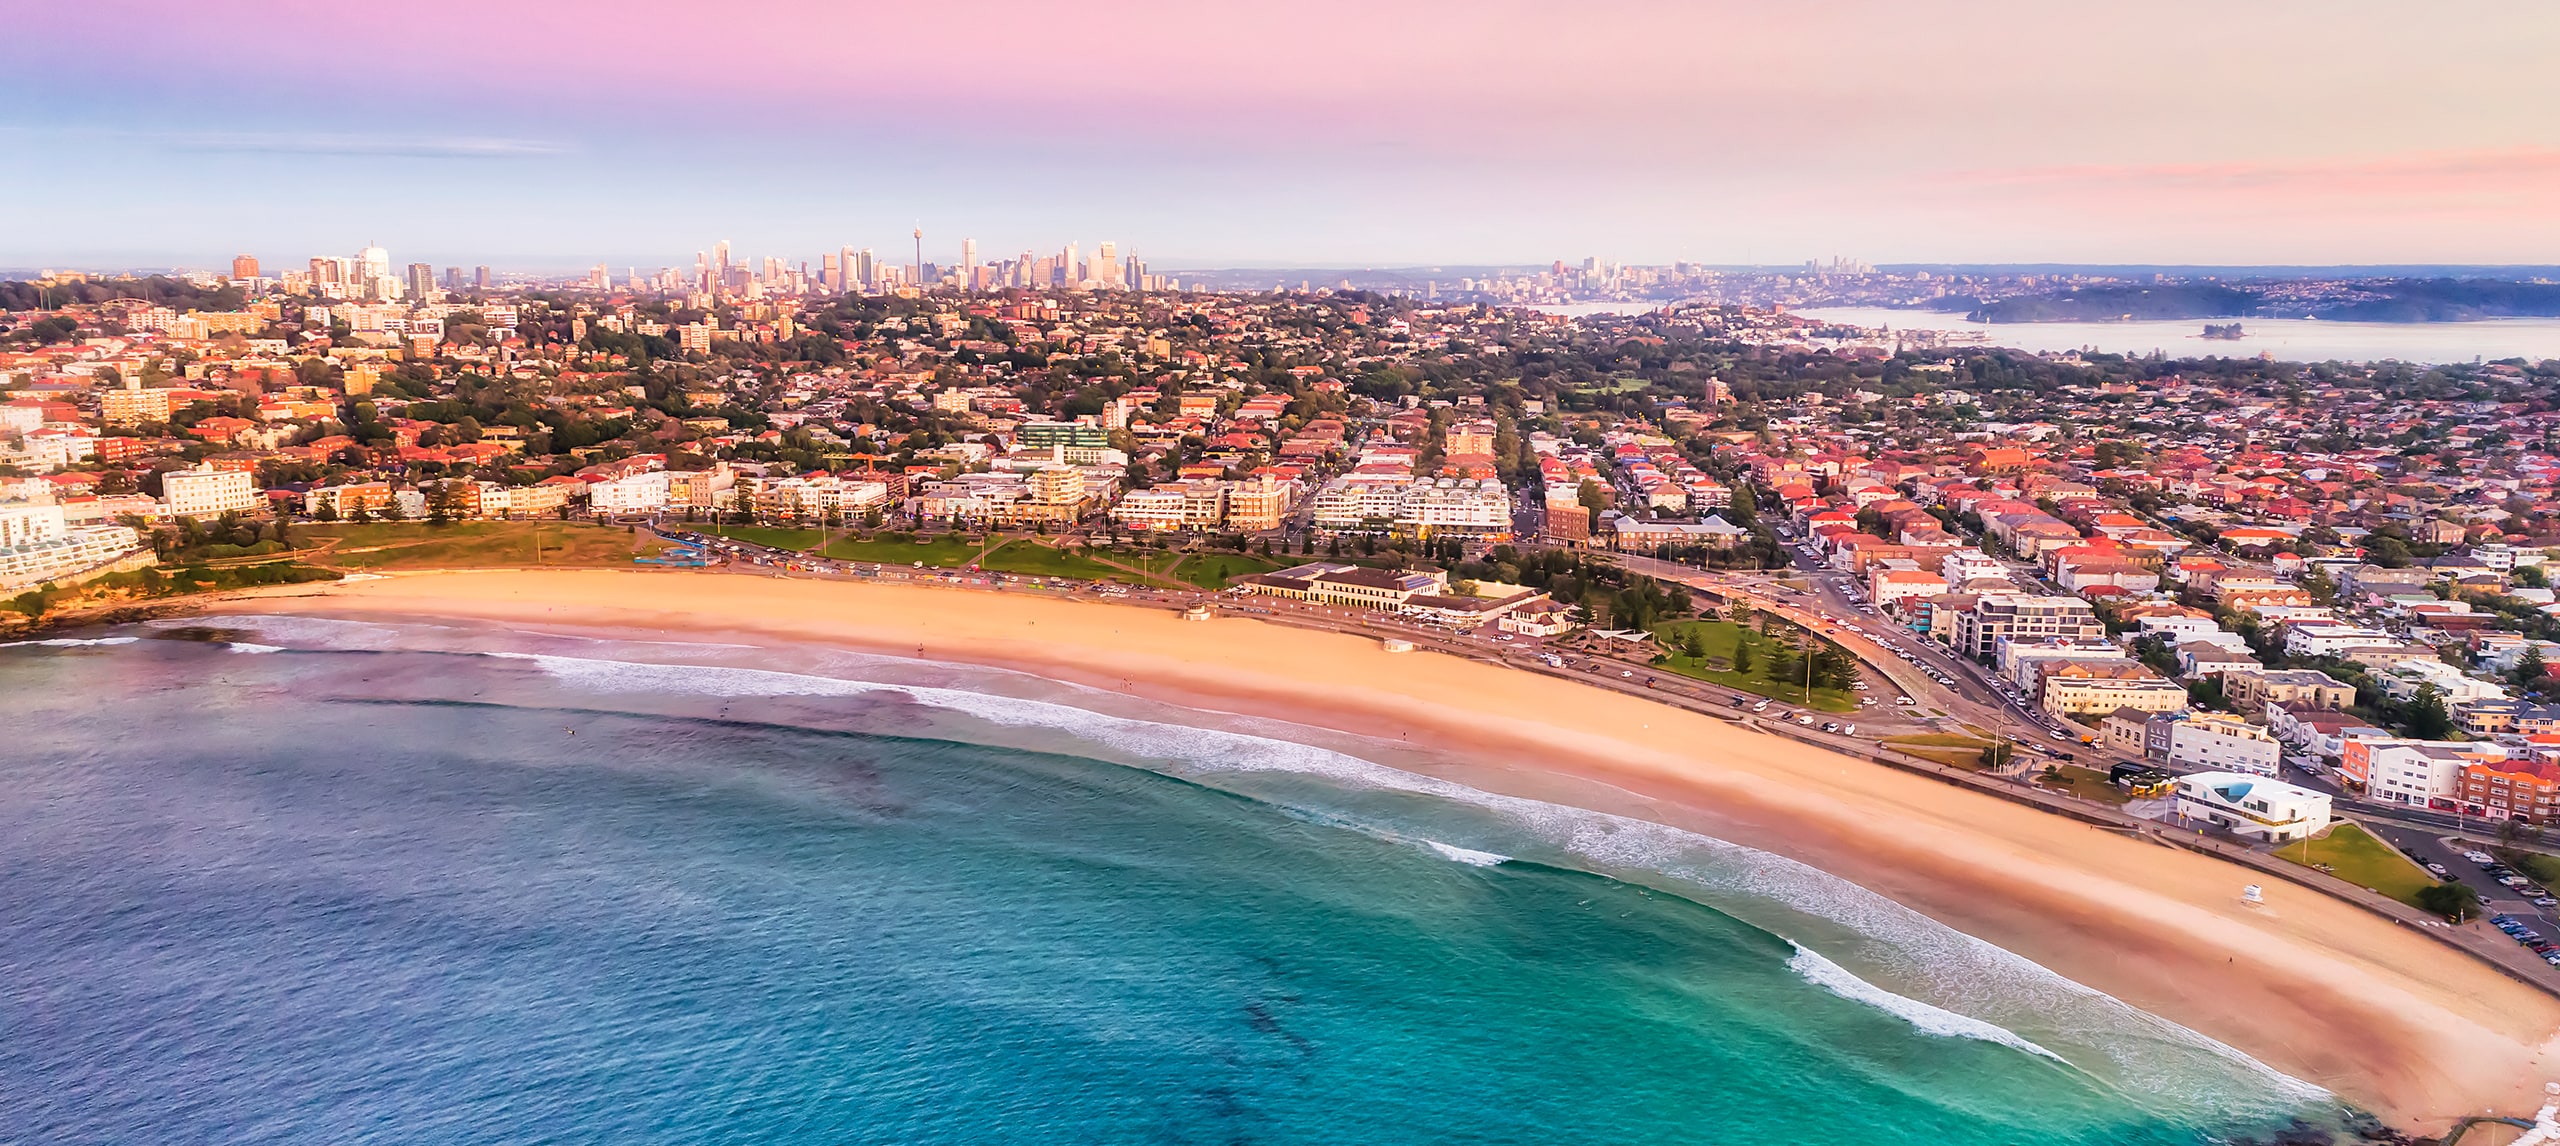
[1,636,140,649]
[1421,839,1511,867]
[1786,942,2064,1061]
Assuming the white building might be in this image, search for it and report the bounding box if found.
[0,504,144,590]
[161,466,259,519]
[2373,657,2507,705]
[2282,622,2397,659]
[585,470,672,515]
[1308,476,1510,538]
[2173,772,2333,842]
[2133,612,2226,645]
[2350,740,2483,808]
[2164,712,2282,776]
[1941,550,2009,587]
[1110,487,1190,532]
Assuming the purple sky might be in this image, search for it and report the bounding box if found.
[5,0,2557,270]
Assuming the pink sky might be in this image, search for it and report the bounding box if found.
[6,0,2558,266]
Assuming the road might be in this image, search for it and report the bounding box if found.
[1607,543,2109,764]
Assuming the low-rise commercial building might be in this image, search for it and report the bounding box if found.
[2174,772,2332,842]
[1240,561,1451,610]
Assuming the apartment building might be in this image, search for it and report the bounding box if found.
[161,465,259,519]
[2163,711,2282,776]
[2340,738,2503,808]
[0,504,144,591]
[2039,660,2189,719]
[2460,756,2560,822]
[1956,593,2105,658]
[2220,667,2356,714]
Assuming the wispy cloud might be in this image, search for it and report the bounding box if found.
[151,131,569,159]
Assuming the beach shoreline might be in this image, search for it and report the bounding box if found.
[212,568,2560,1133]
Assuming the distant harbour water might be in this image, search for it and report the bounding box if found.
[1792,305,2560,365]
[0,620,2351,1144]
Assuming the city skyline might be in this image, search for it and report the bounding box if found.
[6,1,2558,267]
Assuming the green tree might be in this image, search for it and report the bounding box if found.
[2405,684,2455,740]
[2513,645,2549,694]
[2413,881,2478,923]
[1763,643,1799,689]
[1731,638,1754,674]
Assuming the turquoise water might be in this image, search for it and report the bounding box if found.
[0,625,2353,1143]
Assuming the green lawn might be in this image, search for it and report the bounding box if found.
[1172,552,1290,590]
[2278,822,2437,908]
[302,521,667,569]
[979,542,1132,581]
[1093,548,1188,580]
[712,526,825,552]
[817,534,996,568]
[2029,764,2133,805]
[2502,850,2560,885]
[1647,619,1858,712]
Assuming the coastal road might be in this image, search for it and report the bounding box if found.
[1606,549,2091,760]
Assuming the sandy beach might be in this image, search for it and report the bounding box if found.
[221,568,2560,1131]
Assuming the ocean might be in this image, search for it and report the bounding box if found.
[0,618,2357,1144]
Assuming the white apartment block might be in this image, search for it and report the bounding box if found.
[2281,622,2396,659]
[1309,477,1510,538]
[2164,712,2282,776]
[0,504,143,591]
[586,471,672,515]
[161,466,259,519]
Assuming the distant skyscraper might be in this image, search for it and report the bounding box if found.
[405,262,436,300]
[961,238,977,291]
[1062,242,1078,287]
[912,226,923,289]
[230,254,259,280]
[348,245,392,300]
[714,240,731,279]
[589,264,611,291]
[473,266,490,292]
[855,248,876,290]
[443,266,463,292]
[838,245,856,292]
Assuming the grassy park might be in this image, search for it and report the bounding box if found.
[2028,763,2133,805]
[1645,618,1858,712]
[299,521,669,570]
[2277,822,2438,908]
